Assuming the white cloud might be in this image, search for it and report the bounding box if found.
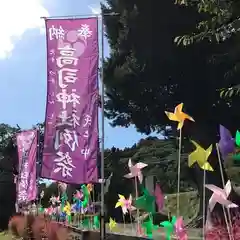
[0,0,49,59]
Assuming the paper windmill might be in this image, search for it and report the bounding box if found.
[63,202,71,216]
[115,194,136,214]
[93,216,100,229]
[218,125,235,159]
[109,218,117,231]
[160,216,177,240]
[154,184,164,212]
[175,217,188,240]
[74,190,83,200]
[50,196,60,205]
[233,130,240,160]
[135,188,156,213]
[87,184,93,194]
[40,191,44,199]
[165,103,194,130]
[81,184,90,198]
[142,218,159,238]
[188,140,213,171]
[124,158,148,183]
[45,206,54,215]
[205,180,238,212]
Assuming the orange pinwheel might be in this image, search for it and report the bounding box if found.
[165,103,194,130]
[87,184,93,193]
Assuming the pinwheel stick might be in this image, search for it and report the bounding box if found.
[202,169,206,239]
[216,143,234,240]
[135,176,141,235]
[177,128,182,217]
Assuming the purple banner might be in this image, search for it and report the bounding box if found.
[41,18,99,184]
[16,130,37,203]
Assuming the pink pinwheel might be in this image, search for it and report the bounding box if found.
[124,159,148,183]
[50,196,60,205]
[205,180,238,212]
[74,190,83,199]
[115,194,136,215]
[154,184,164,212]
[45,206,54,215]
[175,217,188,240]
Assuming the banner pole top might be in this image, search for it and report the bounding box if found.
[41,12,119,20]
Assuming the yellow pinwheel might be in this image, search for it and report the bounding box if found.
[188,140,214,171]
[109,217,117,231]
[63,201,71,216]
[165,103,194,130]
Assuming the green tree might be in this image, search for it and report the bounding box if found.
[102,0,240,225]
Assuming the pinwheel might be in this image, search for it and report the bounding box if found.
[124,158,147,184]
[50,196,60,206]
[63,202,71,216]
[154,184,164,212]
[115,194,136,214]
[218,125,235,159]
[74,190,83,200]
[165,103,194,130]
[109,218,117,231]
[205,180,238,212]
[142,218,159,239]
[45,206,54,216]
[40,191,44,199]
[188,140,213,171]
[93,216,100,229]
[175,217,188,240]
[135,188,156,213]
[160,216,177,240]
[58,182,67,192]
[87,184,93,194]
[233,130,240,160]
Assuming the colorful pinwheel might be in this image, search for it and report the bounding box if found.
[109,218,117,231]
[45,206,54,216]
[175,217,188,240]
[154,184,164,212]
[142,218,159,238]
[205,180,238,212]
[233,130,240,160]
[124,158,148,183]
[218,125,235,159]
[160,216,177,240]
[188,140,213,171]
[50,196,60,206]
[87,184,93,194]
[115,194,136,214]
[63,202,71,216]
[165,103,194,130]
[135,188,156,213]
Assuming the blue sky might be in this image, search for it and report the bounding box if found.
[0,0,158,149]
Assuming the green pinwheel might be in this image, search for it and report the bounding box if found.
[142,217,159,239]
[135,188,156,213]
[233,130,240,160]
[160,216,177,240]
[81,184,90,208]
[60,192,68,211]
[93,216,100,229]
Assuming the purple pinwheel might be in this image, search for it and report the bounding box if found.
[218,125,235,159]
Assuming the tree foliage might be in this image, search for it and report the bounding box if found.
[102,0,240,224]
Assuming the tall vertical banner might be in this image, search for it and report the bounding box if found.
[16,130,37,203]
[41,18,99,184]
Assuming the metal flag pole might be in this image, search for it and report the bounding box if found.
[99,11,106,240]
